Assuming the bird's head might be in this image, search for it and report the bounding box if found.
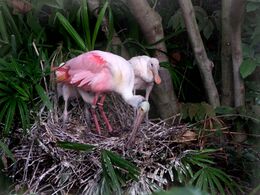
[129,56,162,85]
[149,58,161,85]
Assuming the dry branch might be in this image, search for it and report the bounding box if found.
[8,94,188,194]
[178,0,220,107]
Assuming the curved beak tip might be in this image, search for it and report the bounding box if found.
[155,75,162,84]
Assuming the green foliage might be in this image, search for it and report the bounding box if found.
[57,141,140,194]
[160,61,182,89]
[101,149,140,194]
[240,44,260,79]
[168,6,215,39]
[56,0,110,52]
[0,57,51,136]
[153,187,209,195]
[57,141,96,152]
[0,139,15,162]
[174,149,239,195]
[181,102,215,121]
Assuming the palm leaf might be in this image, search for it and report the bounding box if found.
[0,83,12,93]
[11,83,29,101]
[17,101,29,131]
[0,100,9,123]
[208,171,217,195]
[105,150,140,180]
[56,12,86,51]
[207,171,225,195]
[91,1,108,49]
[0,10,8,42]
[0,140,15,162]
[81,0,91,50]
[35,84,53,110]
[3,99,16,135]
[101,150,121,193]
[1,3,22,44]
[57,141,96,152]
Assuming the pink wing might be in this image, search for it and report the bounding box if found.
[56,51,113,92]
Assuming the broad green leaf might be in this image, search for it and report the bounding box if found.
[81,0,91,50]
[106,150,140,178]
[0,100,9,122]
[3,99,16,135]
[240,58,257,78]
[1,3,22,44]
[0,10,8,42]
[17,101,29,131]
[11,83,29,100]
[203,20,214,39]
[91,1,108,49]
[35,84,53,110]
[56,12,86,51]
[195,169,205,189]
[189,168,203,184]
[101,150,121,193]
[0,140,15,162]
[246,2,260,12]
[11,35,17,57]
[242,44,253,58]
[188,104,199,120]
[202,169,209,193]
[208,171,217,195]
[215,106,235,115]
[57,141,96,152]
[0,83,12,93]
[208,172,225,195]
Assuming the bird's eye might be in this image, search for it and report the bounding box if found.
[150,63,154,67]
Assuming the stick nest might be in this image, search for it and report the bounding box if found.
[8,94,189,194]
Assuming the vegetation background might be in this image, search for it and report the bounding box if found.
[0,0,259,194]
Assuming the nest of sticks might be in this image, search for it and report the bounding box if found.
[7,93,191,194]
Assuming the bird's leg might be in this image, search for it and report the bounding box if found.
[97,95,113,132]
[91,95,101,134]
[78,89,101,134]
[63,97,69,123]
[144,83,154,124]
[61,84,71,124]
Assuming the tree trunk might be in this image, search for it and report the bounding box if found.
[178,0,220,108]
[230,0,246,107]
[127,0,180,118]
[87,0,130,59]
[219,1,240,140]
[221,0,233,106]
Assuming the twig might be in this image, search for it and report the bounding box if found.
[32,41,48,94]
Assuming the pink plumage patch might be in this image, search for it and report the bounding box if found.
[89,53,106,65]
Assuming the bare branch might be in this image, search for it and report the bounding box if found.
[178,0,220,107]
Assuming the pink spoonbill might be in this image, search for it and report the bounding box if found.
[54,50,150,135]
